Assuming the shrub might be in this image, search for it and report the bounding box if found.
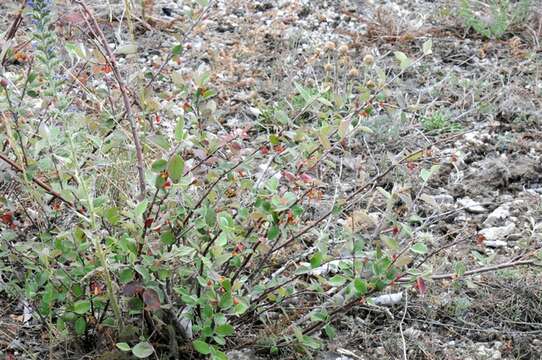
[0,1,443,359]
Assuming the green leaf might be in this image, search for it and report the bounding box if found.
[151,159,168,173]
[148,134,170,150]
[269,134,281,145]
[301,335,321,350]
[410,243,428,255]
[74,317,86,335]
[233,298,249,315]
[267,225,280,241]
[215,323,234,336]
[318,124,332,150]
[116,343,131,352]
[310,309,328,322]
[74,43,87,58]
[62,312,76,321]
[210,348,229,360]
[275,109,289,124]
[119,235,138,255]
[134,200,148,220]
[132,342,154,358]
[422,39,433,55]
[310,252,322,268]
[353,278,368,295]
[172,44,183,56]
[291,205,304,217]
[205,207,216,227]
[41,283,55,306]
[104,207,120,225]
[218,212,234,231]
[383,236,399,251]
[192,340,211,355]
[420,168,432,183]
[57,189,74,203]
[454,261,466,276]
[328,275,347,287]
[160,231,176,246]
[324,324,336,339]
[394,51,412,70]
[266,176,279,192]
[168,154,184,183]
[155,175,166,189]
[73,300,91,315]
[202,325,214,337]
[119,268,135,283]
[338,118,350,139]
[175,118,185,141]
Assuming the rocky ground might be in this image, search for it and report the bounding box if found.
[1,0,542,359]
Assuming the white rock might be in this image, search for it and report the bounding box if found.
[484,240,507,248]
[227,349,261,360]
[370,292,403,306]
[403,327,423,339]
[309,260,343,276]
[475,343,501,360]
[434,194,454,205]
[484,204,511,226]
[479,223,516,241]
[463,132,485,146]
[458,197,487,214]
[278,0,291,8]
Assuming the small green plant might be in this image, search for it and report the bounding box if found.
[458,0,532,39]
[421,111,462,133]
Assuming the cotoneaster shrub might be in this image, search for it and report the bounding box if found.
[0,1,445,359]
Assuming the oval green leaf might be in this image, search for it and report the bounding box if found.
[73,300,91,315]
[116,342,131,352]
[410,243,428,255]
[192,339,211,355]
[132,342,154,358]
[151,159,167,173]
[168,154,185,183]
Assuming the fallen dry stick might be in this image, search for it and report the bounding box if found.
[429,259,539,280]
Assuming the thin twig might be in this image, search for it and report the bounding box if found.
[182,147,260,227]
[0,152,82,213]
[74,0,146,199]
[1,0,26,67]
[4,86,29,166]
